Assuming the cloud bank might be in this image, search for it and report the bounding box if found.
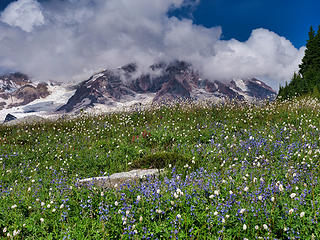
[0,0,305,89]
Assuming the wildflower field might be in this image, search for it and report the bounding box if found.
[0,98,319,239]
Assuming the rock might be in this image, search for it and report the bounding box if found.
[77,169,164,189]
[3,114,17,123]
[3,115,45,126]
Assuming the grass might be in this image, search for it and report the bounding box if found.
[0,97,320,239]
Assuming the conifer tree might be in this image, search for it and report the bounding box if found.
[278,25,320,99]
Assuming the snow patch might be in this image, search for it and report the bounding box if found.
[233,78,248,92]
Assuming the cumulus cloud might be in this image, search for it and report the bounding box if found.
[0,0,305,89]
[0,0,45,32]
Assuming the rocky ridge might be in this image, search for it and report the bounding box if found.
[58,61,277,112]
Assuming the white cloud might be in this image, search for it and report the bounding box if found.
[0,0,305,89]
[0,0,45,32]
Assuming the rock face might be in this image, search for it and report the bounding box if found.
[9,83,50,107]
[57,67,136,112]
[77,169,163,189]
[3,114,17,123]
[0,72,51,110]
[58,61,277,112]
[0,72,30,93]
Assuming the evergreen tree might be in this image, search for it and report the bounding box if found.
[278,25,320,99]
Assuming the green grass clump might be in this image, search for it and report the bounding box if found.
[131,151,190,170]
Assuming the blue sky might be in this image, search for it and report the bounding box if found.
[2,0,319,47]
[172,0,320,48]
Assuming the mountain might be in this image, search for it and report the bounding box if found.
[58,61,277,112]
[0,73,51,110]
[0,61,277,122]
[0,72,30,93]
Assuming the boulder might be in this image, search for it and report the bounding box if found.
[77,169,164,189]
[3,114,17,123]
[3,115,45,126]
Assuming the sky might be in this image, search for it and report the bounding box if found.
[0,0,318,89]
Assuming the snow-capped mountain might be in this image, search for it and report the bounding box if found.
[0,72,51,111]
[58,61,277,112]
[0,61,277,122]
[0,72,30,93]
[0,75,75,122]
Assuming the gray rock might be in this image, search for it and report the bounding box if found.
[77,169,164,189]
[3,114,17,123]
[3,115,45,126]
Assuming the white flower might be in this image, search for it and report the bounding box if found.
[176,188,183,195]
[240,208,246,214]
[284,227,288,231]
[279,184,284,191]
[209,194,214,199]
[258,196,263,201]
[222,218,225,223]
[295,186,299,190]
[271,197,275,202]
[156,189,160,194]
[136,195,141,201]
[126,210,130,216]
[41,202,45,207]
[47,204,51,208]
[171,201,175,205]
[28,187,31,192]
[244,186,249,192]
[263,224,268,230]
[176,214,181,219]
[114,201,119,206]
[52,208,56,213]
[60,204,64,209]
[40,218,44,223]
[243,224,247,230]
[139,216,143,222]
[13,230,20,236]
[255,225,259,230]
[229,190,233,195]
[11,204,17,209]
[100,192,104,197]
[156,209,162,214]
[289,209,294,215]
[226,215,230,219]
[290,193,297,199]
[3,227,7,233]
[168,164,172,168]
[174,193,179,199]
[300,212,305,218]
[214,211,218,216]
[214,190,219,195]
